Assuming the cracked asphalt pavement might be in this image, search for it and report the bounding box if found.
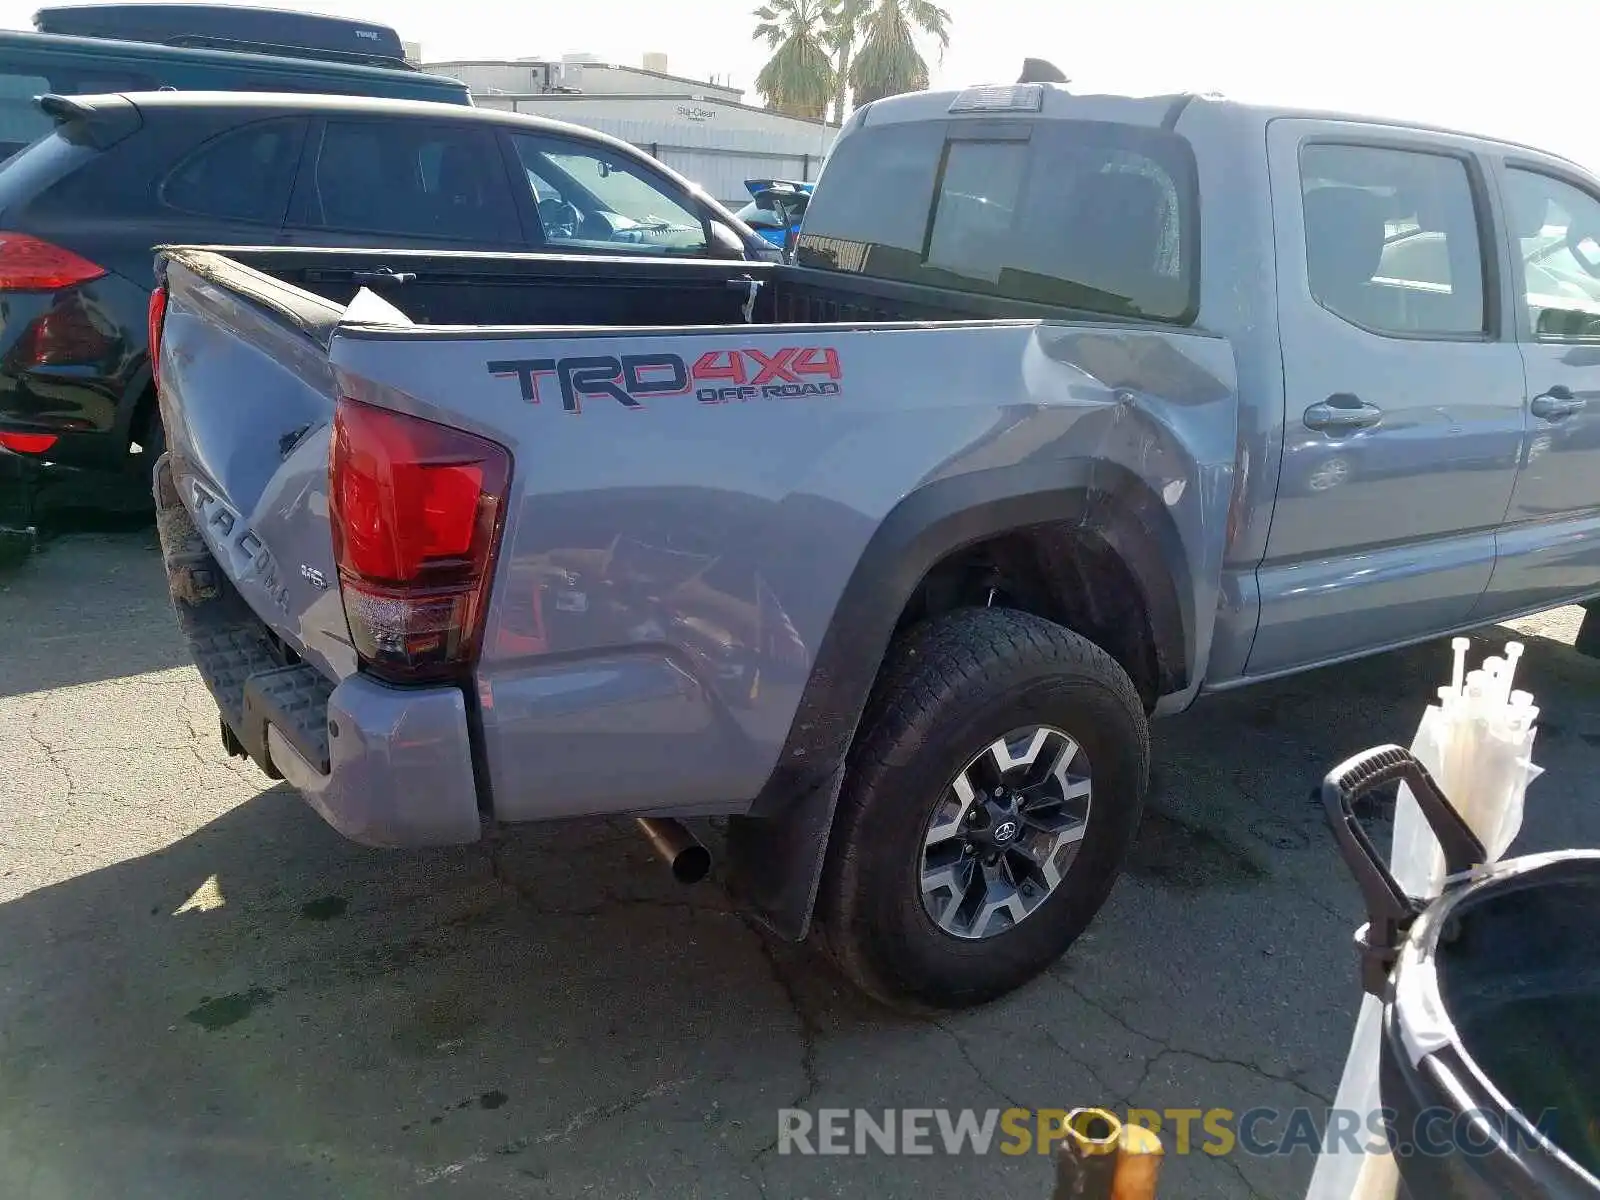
[2,527,1598,1200]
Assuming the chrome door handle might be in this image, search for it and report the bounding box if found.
[1304,394,1384,432]
[1531,385,1587,421]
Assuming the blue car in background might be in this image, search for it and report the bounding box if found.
[734,178,813,252]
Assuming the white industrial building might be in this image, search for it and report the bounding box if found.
[423,54,839,210]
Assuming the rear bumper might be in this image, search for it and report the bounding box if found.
[153,453,483,848]
[272,672,483,848]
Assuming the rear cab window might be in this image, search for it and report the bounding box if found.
[797,115,1198,322]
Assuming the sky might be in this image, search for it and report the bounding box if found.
[6,0,1597,169]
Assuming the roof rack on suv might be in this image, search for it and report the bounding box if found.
[32,3,417,70]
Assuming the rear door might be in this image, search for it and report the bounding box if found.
[1247,120,1525,676]
[1473,158,1600,615]
[281,116,524,251]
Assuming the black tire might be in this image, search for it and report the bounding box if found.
[817,607,1150,1012]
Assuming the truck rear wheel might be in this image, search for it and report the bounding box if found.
[817,607,1149,1011]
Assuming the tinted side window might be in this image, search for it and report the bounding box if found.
[0,71,51,158]
[1503,168,1600,340]
[509,134,707,255]
[0,60,160,147]
[0,61,158,157]
[304,120,517,242]
[1299,144,1486,337]
[161,118,305,224]
[799,120,1196,321]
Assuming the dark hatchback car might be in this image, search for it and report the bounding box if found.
[0,90,774,496]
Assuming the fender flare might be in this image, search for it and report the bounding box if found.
[726,456,1195,941]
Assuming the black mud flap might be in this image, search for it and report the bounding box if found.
[723,764,845,943]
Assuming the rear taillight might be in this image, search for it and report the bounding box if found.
[329,397,511,683]
[147,285,168,389]
[0,233,106,291]
[0,431,57,454]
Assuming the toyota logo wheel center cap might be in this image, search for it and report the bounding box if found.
[992,819,1020,844]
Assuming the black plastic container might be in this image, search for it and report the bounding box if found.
[1325,746,1600,1199]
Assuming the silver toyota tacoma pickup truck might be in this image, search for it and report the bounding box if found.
[149,81,1600,1011]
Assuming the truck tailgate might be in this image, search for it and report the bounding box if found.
[152,251,484,847]
[156,252,355,684]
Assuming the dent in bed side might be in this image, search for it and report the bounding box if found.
[730,325,1237,940]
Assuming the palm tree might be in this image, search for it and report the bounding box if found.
[848,0,951,107]
[753,0,838,122]
[822,0,869,126]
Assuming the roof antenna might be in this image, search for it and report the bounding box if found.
[1018,57,1068,85]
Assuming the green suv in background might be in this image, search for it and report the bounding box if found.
[0,4,470,158]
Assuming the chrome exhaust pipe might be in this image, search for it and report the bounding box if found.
[636,818,712,884]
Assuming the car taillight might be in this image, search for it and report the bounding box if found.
[147,285,168,389]
[0,232,106,291]
[329,397,511,683]
[0,431,57,454]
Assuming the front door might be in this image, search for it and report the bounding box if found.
[1474,160,1600,616]
[1247,120,1525,676]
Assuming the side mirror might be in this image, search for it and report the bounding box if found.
[708,219,747,259]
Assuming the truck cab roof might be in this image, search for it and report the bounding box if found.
[857,81,1586,172]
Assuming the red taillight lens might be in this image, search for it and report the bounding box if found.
[0,232,106,291]
[147,285,168,389]
[0,431,57,454]
[329,397,511,682]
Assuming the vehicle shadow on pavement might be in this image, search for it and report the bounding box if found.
[0,522,191,697]
[0,629,1597,1200]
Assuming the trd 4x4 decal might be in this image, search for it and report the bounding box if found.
[488,347,842,413]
